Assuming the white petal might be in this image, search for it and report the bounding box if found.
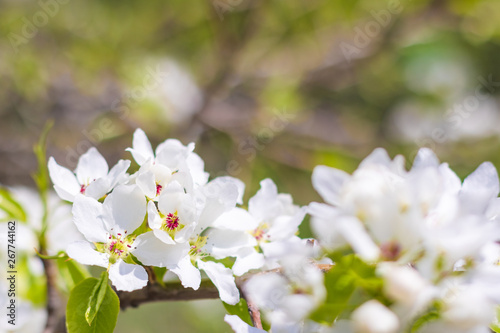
[132,232,189,267]
[197,260,240,305]
[462,162,499,196]
[151,164,173,187]
[259,238,307,260]
[153,228,175,244]
[412,148,440,171]
[196,178,240,234]
[109,260,148,292]
[307,202,339,219]
[244,273,288,310]
[248,179,279,221]
[204,228,257,258]
[85,178,110,200]
[351,300,399,333]
[233,250,265,276]
[312,166,350,206]
[155,139,193,169]
[147,200,163,229]
[103,185,146,234]
[439,163,461,194]
[107,159,131,188]
[310,216,347,251]
[136,170,156,198]
[224,315,267,333]
[66,241,109,268]
[186,152,209,186]
[48,157,80,201]
[359,148,392,168]
[211,176,245,205]
[212,208,259,231]
[460,162,499,214]
[338,217,380,262]
[266,207,306,241]
[75,147,109,184]
[168,255,201,290]
[126,128,154,165]
[174,223,195,243]
[158,181,185,213]
[72,195,108,242]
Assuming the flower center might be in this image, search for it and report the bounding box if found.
[189,236,208,258]
[102,231,135,263]
[164,212,180,231]
[156,183,163,196]
[80,178,96,195]
[380,241,401,261]
[250,223,270,242]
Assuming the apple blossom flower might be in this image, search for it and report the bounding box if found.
[146,181,199,244]
[48,147,130,202]
[65,184,149,292]
[133,176,243,304]
[243,251,326,327]
[207,179,306,276]
[126,128,208,198]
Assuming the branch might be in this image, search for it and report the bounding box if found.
[117,280,220,310]
[117,262,334,330]
[41,255,63,333]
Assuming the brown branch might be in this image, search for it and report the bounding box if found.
[41,256,63,333]
[117,262,334,331]
[246,299,263,329]
[117,280,220,310]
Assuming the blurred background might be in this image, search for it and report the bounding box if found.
[2,0,500,331]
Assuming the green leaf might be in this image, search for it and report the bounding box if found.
[152,267,167,287]
[66,260,90,286]
[409,310,440,333]
[66,276,119,333]
[490,306,500,333]
[310,254,384,325]
[85,272,110,326]
[17,255,46,306]
[223,299,253,327]
[56,257,91,292]
[32,120,54,196]
[0,187,27,223]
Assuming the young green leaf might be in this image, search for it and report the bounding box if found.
[32,120,54,196]
[85,271,110,326]
[56,258,91,292]
[66,276,119,333]
[223,299,253,327]
[0,187,27,223]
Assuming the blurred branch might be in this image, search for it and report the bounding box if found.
[41,257,64,333]
[118,262,333,331]
[117,280,220,310]
[183,1,262,139]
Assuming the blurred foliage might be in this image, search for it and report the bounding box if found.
[2,0,500,331]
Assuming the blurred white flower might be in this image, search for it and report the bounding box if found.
[351,300,399,333]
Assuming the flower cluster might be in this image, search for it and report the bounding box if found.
[48,130,500,332]
[226,148,500,333]
[49,129,305,307]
